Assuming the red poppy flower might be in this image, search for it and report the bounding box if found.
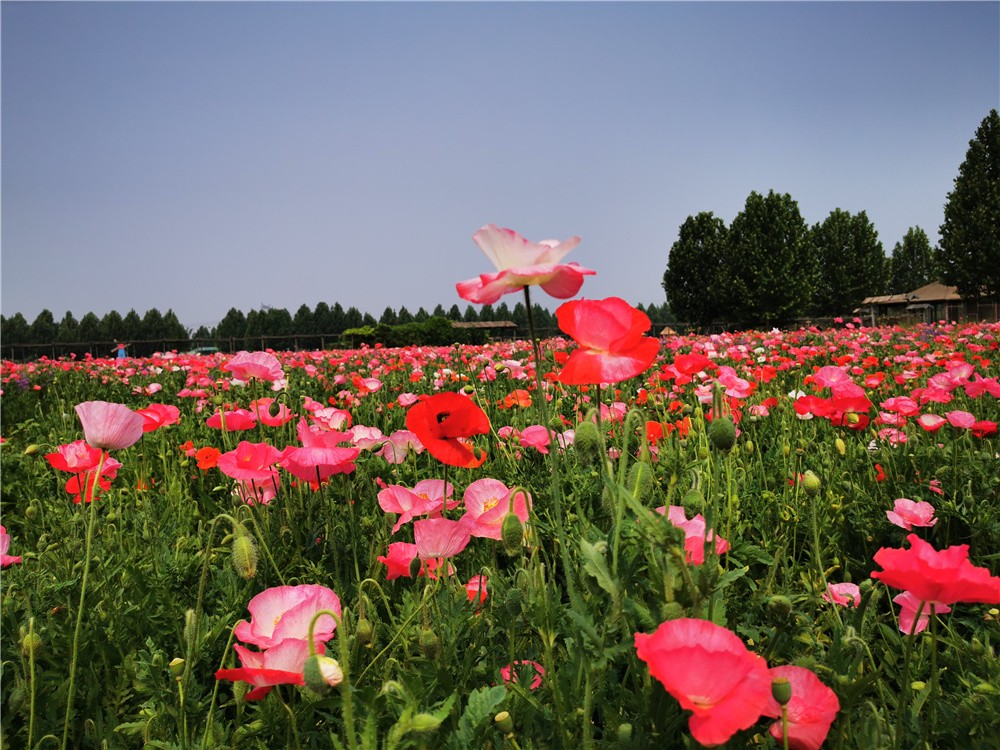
[556,297,660,385]
[135,403,181,432]
[405,392,490,468]
[761,665,840,750]
[217,441,282,482]
[871,533,1000,605]
[634,618,771,746]
[195,446,221,470]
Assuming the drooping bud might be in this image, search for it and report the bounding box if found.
[418,627,440,659]
[303,654,344,694]
[627,461,655,498]
[501,513,524,555]
[19,631,42,658]
[231,527,258,580]
[707,416,737,452]
[573,420,603,466]
[355,617,374,647]
[410,713,443,733]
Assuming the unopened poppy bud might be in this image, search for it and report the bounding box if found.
[627,461,654,498]
[231,531,258,580]
[771,676,792,705]
[418,627,440,659]
[835,437,846,456]
[682,488,705,514]
[303,654,344,694]
[408,556,422,579]
[767,595,793,620]
[708,416,737,451]
[501,513,524,554]
[494,711,514,735]
[744,440,754,455]
[802,470,821,496]
[616,723,633,743]
[20,631,42,657]
[24,444,42,455]
[502,588,524,618]
[910,681,926,692]
[573,421,602,466]
[355,617,374,646]
[461,384,476,396]
[410,713,443,733]
[168,657,185,679]
[846,412,860,426]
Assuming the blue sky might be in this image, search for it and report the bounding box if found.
[3,1,997,331]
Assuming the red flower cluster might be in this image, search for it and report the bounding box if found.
[405,392,490,468]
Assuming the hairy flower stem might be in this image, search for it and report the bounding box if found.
[62,450,106,750]
[308,609,357,750]
[894,601,925,750]
[523,286,581,610]
[27,617,37,749]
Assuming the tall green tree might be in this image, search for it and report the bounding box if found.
[313,302,333,334]
[78,312,102,344]
[162,310,189,345]
[889,227,937,293]
[329,303,348,334]
[122,310,143,342]
[57,312,80,344]
[938,109,1000,301]
[2,313,30,346]
[344,307,364,329]
[293,304,315,335]
[99,310,125,343]
[216,308,247,344]
[29,309,58,344]
[662,212,729,327]
[379,307,398,326]
[727,190,816,327]
[810,209,886,316]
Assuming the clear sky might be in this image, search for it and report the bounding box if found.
[2,1,998,331]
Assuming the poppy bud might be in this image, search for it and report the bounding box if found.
[418,627,440,659]
[771,676,792,705]
[410,713,443,733]
[802,470,821,496]
[708,416,737,451]
[835,437,846,456]
[767,595,793,621]
[627,461,654,498]
[502,588,524,618]
[20,631,42,658]
[744,440,754,455]
[355,617,374,647]
[616,723,633,743]
[682,488,705,514]
[303,654,344,694]
[169,658,185,679]
[573,421,602,466]
[408,556,422,579]
[501,513,524,555]
[231,530,258,580]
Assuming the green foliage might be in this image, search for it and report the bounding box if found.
[810,209,887,316]
[727,190,817,326]
[662,212,729,327]
[889,226,938,293]
[938,109,1000,301]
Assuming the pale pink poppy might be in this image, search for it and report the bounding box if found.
[311,407,353,430]
[822,582,861,607]
[1,525,22,568]
[413,516,473,560]
[224,351,284,383]
[217,441,281,482]
[75,401,144,450]
[349,425,385,450]
[461,478,531,540]
[456,224,595,304]
[233,584,341,650]
[761,665,840,750]
[375,430,424,464]
[946,410,976,429]
[658,506,729,565]
[378,480,454,533]
[886,498,937,530]
[893,591,951,634]
[397,392,419,407]
[917,413,947,432]
[296,419,352,449]
[278,445,359,482]
[812,365,852,389]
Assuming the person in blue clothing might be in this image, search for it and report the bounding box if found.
[113,341,127,359]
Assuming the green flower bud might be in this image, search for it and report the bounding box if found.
[627,461,655,498]
[802,470,821,496]
[573,420,603,466]
[494,711,514,736]
[410,713,443,733]
[303,654,344,694]
[501,513,524,555]
[231,531,258,580]
[418,628,440,659]
[708,417,737,452]
[168,657,185,679]
[767,595,793,620]
[835,437,846,456]
[355,617,374,647]
[616,723,633,743]
[20,631,42,658]
[24,444,42,455]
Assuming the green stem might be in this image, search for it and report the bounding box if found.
[28,616,37,749]
[894,599,925,750]
[307,609,357,750]
[62,450,106,750]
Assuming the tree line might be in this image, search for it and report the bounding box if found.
[0,299,673,359]
[663,109,999,329]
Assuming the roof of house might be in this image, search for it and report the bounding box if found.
[861,281,962,306]
[451,320,518,329]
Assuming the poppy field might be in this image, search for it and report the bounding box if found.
[2,226,1000,750]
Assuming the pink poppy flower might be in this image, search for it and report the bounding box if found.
[872,533,1000,605]
[296,419,352,449]
[634,618,772,746]
[234,477,280,506]
[75,401,144,450]
[249,398,295,427]
[413,516,473,560]
[518,424,554,454]
[658,505,729,565]
[761,665,840,750]
[377,541,419,580]
[378,480,454,533]
[135,403,181,432]
[500,660,545,690]
[461,478,531,540]
[375,430,424,464]
[223,351,284,383]
[456,224,594,304]
[349,425,386,450]
[822,582,861,608]
[217,441,282,482]
[216,637,313,701]
[893,591,951,634]
[466,575,488,604]
[556,297,660,385]
[946,410,976,429]
[233,584,341,651]
[206,408,257,431]
[917,413,947,432]
[311,407,352,430]
[886,498,937,530]
[1,526,22,568]
[45,440,104,474]
[278,445,359,482]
